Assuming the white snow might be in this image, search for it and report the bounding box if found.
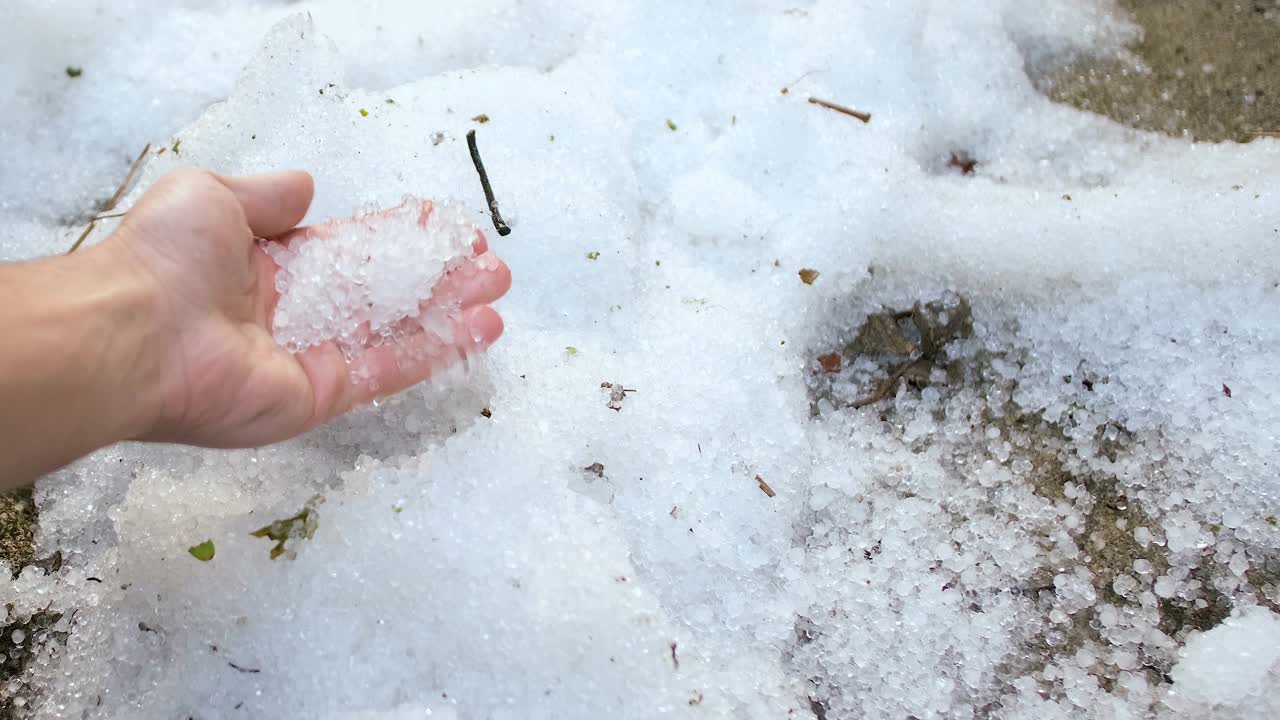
[1,1,1279,719]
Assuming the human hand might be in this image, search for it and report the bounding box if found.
[103,168,511,448]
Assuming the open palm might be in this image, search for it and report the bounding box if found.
[105,168,510,447]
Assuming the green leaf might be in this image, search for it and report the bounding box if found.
[188,540,215,562]
[565,346,579,356]
[251,495,324,560]
[171,139,181,154]
[549,134,555,142]
[65,66,82,78]
[358,108,369,117]
[392,504,404,514]
[385,98,395,104]
[666,118,678,131]
[586,251,600,260]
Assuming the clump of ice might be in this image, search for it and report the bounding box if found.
[264,198,479,354]
[1165,607,1280,718]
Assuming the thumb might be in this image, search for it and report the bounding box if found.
[214,170,315,238]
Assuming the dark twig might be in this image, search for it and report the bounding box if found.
[227,661,261,674]
[807,97,871,123]
[465,129,511,237]
[68,143,151,254]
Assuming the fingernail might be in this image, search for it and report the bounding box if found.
[467,307,503,348]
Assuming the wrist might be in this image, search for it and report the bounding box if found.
[0,241,169,484]
[69,240,170,443]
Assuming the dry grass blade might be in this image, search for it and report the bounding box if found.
[807,96,871,123]
[66,222,97,255]
[67,143,151,254]
[104,144,151,210]
[1249,130,1280,138]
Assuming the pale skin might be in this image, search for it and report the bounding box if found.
[0,168,512,487]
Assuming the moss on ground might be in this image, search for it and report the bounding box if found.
[0,491,36,575]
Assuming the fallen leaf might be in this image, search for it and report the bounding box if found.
[65,66,82,78]
[251,496,322,560]
[1223,384,1232,398]
[948,151,977,175]
[472,114,490,123]
[188,540,215,562]
[817,352,842,373]
[798,268,819,285]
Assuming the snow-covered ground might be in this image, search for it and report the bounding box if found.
[2,1,1279,718]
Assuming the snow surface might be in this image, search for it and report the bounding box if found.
[2,1,1280,719]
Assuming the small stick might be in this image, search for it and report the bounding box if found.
[807,96,871,123]
[92,210,129,221]
[755,474,776,498]
[67,143,151,254]
[465,129,511,237]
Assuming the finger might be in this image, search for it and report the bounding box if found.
[294,305,504,425]
[347,305,504,406]
[215,170,315,238]
[292,341,355,429]
[428,252,512,308]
